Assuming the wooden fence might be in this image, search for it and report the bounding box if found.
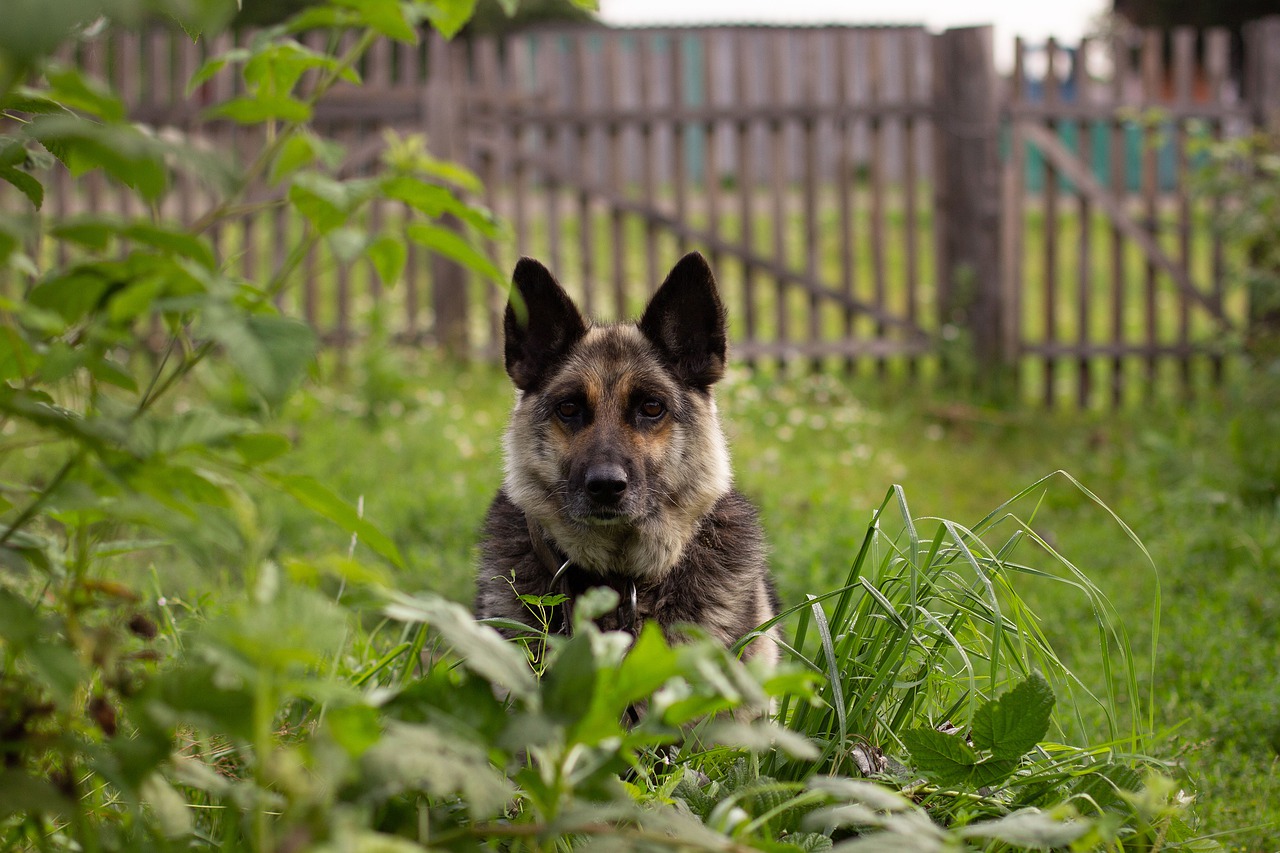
[8,18,1280,407]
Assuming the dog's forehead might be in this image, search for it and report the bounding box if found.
[556,325,674,397]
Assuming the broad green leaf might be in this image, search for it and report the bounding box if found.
[385,592,536,700]
[542,631,597,726]
[27,115,169,200]
[0,771,69,819]
[289,172,354,234]
[27,642,82,707]
[186,49,250,96]
[610,622,682,706]
[28,268,112,324]
[900,727,978,788]
[206,312,317,407]
[327,226,368,264]
[970,672,1055,760]
[332,0,418,43]
[326,703,383,758]
[128,410,252,457]
[138,774,193,838]
[0,589,40,645]
[207,94,312,124]
[230,431,292,464]
[122,223,217,269]
[957,807,1091,847]
[405,220,503,284]
[366,234,406,287]
[274,474,405,569]
[85,354,138,392]
[0,166,43,209]
[269,131,344,184]
[44,64,126,122]
[705,720,820,760]
[382,176,500,237]
[422,0,479,39]
[362,721,515,816]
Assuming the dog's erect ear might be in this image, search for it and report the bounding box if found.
[639,252,727,389]
[504,257,587,391]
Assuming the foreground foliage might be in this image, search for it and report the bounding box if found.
[0,0,1232,850]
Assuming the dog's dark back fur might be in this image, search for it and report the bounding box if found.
[474,252,779,661]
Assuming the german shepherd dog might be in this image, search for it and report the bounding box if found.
[474,252,779,664]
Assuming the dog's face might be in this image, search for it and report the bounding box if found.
[501,252,733,577]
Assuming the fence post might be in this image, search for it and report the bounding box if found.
[932,26,1008,383]
[1244,16,1280,364]
[425,32,470,357]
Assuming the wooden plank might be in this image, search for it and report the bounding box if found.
[605,32,628,317]
[801,29,822,371]
[836,28,857,374]
[1074,38,1093,408]
[475,37,504,353]
[1108,34,1127,406]
[768,30,790,365]
[537,33,564,280]
[1140,28,1160,398]
[638,32,660,291]
[1206,28,1230,385]
[1173,27,1195,396]
[397,36,422,339]
[702,30,725,292]
[428,33,470,354]
[670,31,688,252]
[735,28,759,365]
[933,27,1004,378]
[867,29,888,375]
[573,32,595,317]
[1001,37,1028,391]
[1042,38,1060,407]
[902,29,922,378]
[508,35,532,260]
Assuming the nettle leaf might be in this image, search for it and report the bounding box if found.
[421,0,479,39]
[0,166,43,209]
[273,474,405,569]
[362,721,515,816]
[385,592,537,701]
[44,64,126,122]
[542,631,598,726]
[289,172,358,234]
[382,176,501,238]
[332,0,418,43]
[206,312,317,407]
[366,234,406,287]
[957,807,1091,848]
[207,94,312,124]
[900,728,979,788]
[705,720,820,760]
[269,131,344,184]
[970,672,1055,760]
[26,115,169,201]
[405,220,503,284]
[186,49,251,97]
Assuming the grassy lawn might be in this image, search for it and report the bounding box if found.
[222,348,1280,850]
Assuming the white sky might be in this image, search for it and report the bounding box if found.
[598,0,1112,67]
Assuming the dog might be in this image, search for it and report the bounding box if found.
[474,251,779,665]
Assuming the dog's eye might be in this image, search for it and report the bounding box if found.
[556,400,581,420]
[639,399,666,419]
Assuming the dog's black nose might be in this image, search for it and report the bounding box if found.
[585,464,628,504]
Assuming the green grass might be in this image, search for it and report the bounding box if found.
[235,351,1279,849]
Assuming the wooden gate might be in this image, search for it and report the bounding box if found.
[1001,23,1277,407]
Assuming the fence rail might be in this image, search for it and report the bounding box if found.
[6,18,1280,407]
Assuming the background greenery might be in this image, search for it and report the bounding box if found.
[1,0,1277,850]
